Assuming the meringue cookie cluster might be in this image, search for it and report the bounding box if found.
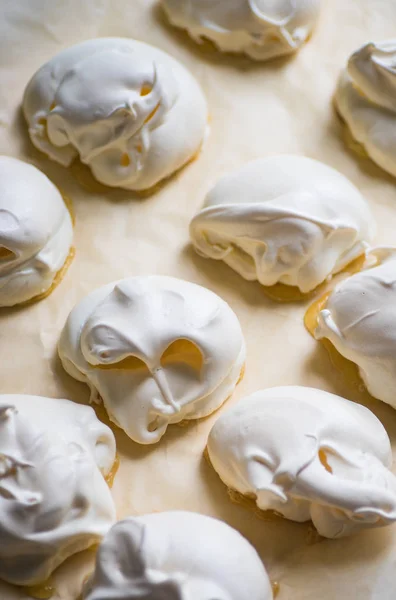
[190,156,373,293]
[23,38,208,191]
[83,512,273,600]
[0,156,73,307]
[163,0,321,61]
[207,386,396,538]
[336,40,396,178]
[58,276,245,444]
[0,395,116,587]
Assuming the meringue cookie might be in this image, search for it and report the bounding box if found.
[162,0,321,61]
[190,156,374,293]
[58,276,245,445]
[315,247,396,409]
[0,156,73,307]
[335,40,396,178]
[83,511,273,600]
[207,386,396,538]
[23,38,208,191]
[0,395,116,587]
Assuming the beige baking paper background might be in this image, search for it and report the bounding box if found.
[1,0,396,598]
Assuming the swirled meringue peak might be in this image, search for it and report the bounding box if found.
[162,0,321,61]
[23,38,208,191]
[315,247,396,408]
[0,156,73,307]
[83,511,273,600]
[0,395,116,587]
[190,156,374,293]
[58,276,245,445]
[207,386,396,538]
[335,40,396,177]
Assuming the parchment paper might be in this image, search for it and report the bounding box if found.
[1,1,396,598]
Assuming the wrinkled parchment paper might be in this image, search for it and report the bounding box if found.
[1,1,396,598]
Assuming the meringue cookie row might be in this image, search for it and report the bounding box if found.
[23,34,396,192]
[0,395,273,599]
[0,152,376,309]
[4,385,396,596]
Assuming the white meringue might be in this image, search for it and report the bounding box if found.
[0,156,73,307]
[190,155,374,293]
[335,40,396,178]
[207,386,396,538]
[83,511,273,600]
[23,38,208,191]
[315,247,396,409]
[58,276,245,445]
[162,0,321,61]
[0,395,116,587]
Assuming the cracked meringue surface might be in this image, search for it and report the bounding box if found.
[190,155,374,293]
[335,40,396,178]
[162,0,321,61]
[315,247,396,409]
[0,395,116,587]
[0,156,73,307]
[83,511,273,600]
[207,386,396,538]
[58,276,245,445]
[23,38,208,191]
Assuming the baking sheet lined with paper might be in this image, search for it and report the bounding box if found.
[1,0,396,598]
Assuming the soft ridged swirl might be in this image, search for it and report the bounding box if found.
[208,386,396,538]
[83,512,273,600]
[163,0,321,61]
[0,156,73,307]
[190,156,374,293]
[315,248,396,408]
[58,276,245,445]
[335,40,396,178]
[23,38,208,191]
[0,395,116,586]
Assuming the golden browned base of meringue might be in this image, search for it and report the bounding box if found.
[304,279,376,404]
[177,362,246,428]
[262,281,324,303]
[261,252,367,304]
[203,446,283,523]
[24,580,56,600]
[204,446,324,546]
[2,192,75,310]
[105,454,120,489]
[333,99,370,161]
[12,244,76,310]
[70,144,204,198]
[92,361,245,437]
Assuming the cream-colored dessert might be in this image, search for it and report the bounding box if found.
[207,386,396,538]
[83,511,273,600]
[0,156,73,307]
[58,276,245,444]
[335,40,396,177]
[23,38,208,191]
[0,395,116,587]
[163,0,321,61]
[315,247,396,409]
[190,156,374,294]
